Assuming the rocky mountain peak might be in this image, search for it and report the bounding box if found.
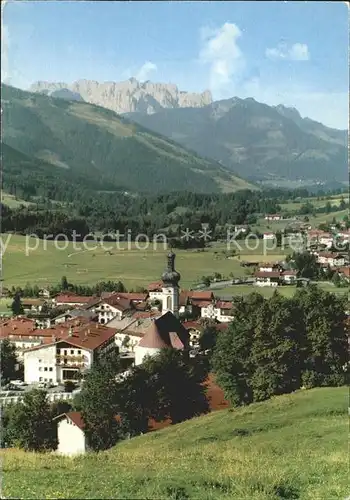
[29,78,213,115]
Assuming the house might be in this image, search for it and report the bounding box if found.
[265,214,282,221]
[258,262,282,273]
[52,293,95,308]
[21,298,47,314]
[316,252,346,267]
[134,311,189,366]
[147,281,164,301]
[281,270,298,284]
[52,309,98,325]
[38,288,51,298]
[23,319,116,385]
[0,317,60,360]
[254,271,281,287]
[86,295,132,324]
[263,232,275,240]
[181,321,202,348]
[307,231,334,249]
[200,301,234,323]
[53,412,87,456]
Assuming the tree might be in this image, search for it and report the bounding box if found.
[212,321,254,407]
[295,286,347,387]
[290,251,319,279]
[142,349,209,425]
[11,292,24,316]
[9,389,57,451]
[202,276,211,287]
[60,276,69,291]
[78,355,124,451]
[0,339,18,385]
[199,324,218,352]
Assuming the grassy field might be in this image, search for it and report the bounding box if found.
[2,235,288,289]
[1,193,31,209]
[0,297,12,315]
[2,387,347,499]
[213,282,348,299]
[280,196,349,212]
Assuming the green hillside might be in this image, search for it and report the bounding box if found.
[127,97,348,186]
[2,387,347,499]
[1,84,254,194]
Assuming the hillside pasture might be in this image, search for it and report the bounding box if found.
[1,387,347,499]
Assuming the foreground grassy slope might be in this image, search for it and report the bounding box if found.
[2,84,254,194]
[2,387,347,499]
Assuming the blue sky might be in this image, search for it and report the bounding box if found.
[2,1,348,128]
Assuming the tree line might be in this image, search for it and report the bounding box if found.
[212,286,348,406]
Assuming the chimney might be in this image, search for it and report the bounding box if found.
[68,327,73,337]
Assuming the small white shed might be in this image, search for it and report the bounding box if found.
[54,411,87,456]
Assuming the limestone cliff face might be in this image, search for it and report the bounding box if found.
[29,78,212,114]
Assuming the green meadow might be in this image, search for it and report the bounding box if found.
[2,235,288,290]
[2,387,347,499]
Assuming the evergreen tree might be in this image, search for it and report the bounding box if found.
[0,339,18,385]
[11,293,24,316]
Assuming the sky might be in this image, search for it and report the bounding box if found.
[2,1,349,129]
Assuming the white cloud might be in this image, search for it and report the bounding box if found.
[266,42,310,61]
[199,22,245,95]
[136,61,157,82]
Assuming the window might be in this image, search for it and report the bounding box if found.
[39,377,43,381]
[166,296,172,311]
[44,367,48,372]
[64,350,67,355]
[39,359,42,363]
[39,367,42,371]
[70,350,74,354]
[78,350,81,354]
[49,367,53,372]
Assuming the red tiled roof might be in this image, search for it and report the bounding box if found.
[55,295,94,304]
[195,301,213,308]
[54,411,85,430]
[24,319,115,352]
[103,296,132,311]
[189,291,214,301]
[216,301,233,310]
[115,292,148,302]
[138,312,189,350]
[179,290,191,306]
[147,281,164,291]
[338,267,350,277]
[138,321,171,349]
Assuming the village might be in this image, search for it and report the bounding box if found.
[1,218,349,456]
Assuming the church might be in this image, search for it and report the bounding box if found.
[133,251,189,365]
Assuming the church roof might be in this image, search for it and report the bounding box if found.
[137,311,189,350]
[138,321,171,349]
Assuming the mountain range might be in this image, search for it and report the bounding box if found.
[127,97,348,186]
[1,84,251,195]
[30,78,213,115]
[29,78,348,187]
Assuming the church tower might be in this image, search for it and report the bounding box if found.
[161,251,180,317]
